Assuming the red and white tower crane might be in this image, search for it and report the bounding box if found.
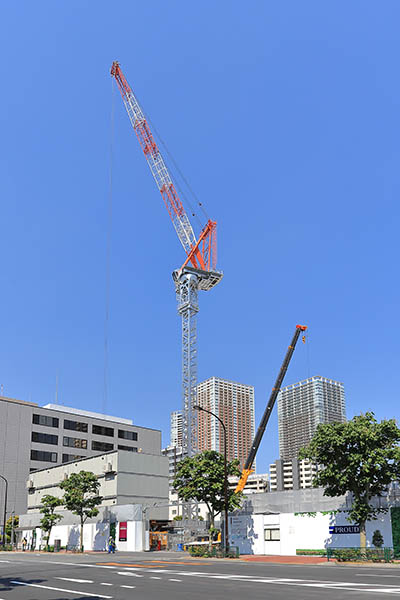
[111,61,223,459]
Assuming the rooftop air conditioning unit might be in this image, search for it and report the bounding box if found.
[26,480,34,489]
[104,463,115,473]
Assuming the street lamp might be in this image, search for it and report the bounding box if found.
[193,405,229,555]
[0,475,8,546]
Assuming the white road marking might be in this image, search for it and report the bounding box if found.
[169,578,182,582]
[43,560,117,569]
[150,576,161,579]
[57,577,94,584]
[364,590,400,594]
[101,582,113,586]
[10,580,113,598]
[0,560,9,563]
[114,567,400,594]
[120,585,136,589]
[358,574,400,578]
[9,559,400,595]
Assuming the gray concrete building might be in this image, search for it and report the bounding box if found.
[0,395,162,521]
[26,450,169,520]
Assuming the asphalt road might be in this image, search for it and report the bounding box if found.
[1,551,400,599]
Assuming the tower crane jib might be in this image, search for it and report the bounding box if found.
[111,61,216,266]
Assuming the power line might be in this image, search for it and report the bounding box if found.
[103,78,115,415]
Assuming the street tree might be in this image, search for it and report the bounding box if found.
[173,450,243,548]
[39,495,63,550]
[59,471,103,552]
[299,412,400,550]
[5,515,18,544]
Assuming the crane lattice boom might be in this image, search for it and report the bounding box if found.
[111,61,217,273]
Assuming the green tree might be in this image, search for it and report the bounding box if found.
[59,471,103,553]
[299,412,400,550]
[39,495,63,550]
[5,515,18,544]
[372,529,384,548]
[173,450,243,548]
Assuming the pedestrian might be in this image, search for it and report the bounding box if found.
[22,537,27,552]
[107,536,115,554]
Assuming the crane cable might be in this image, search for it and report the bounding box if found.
[103,78,115,415]
[305,329,311,378]
[135,91,210,228]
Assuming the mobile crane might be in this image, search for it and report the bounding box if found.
[235,325,307,493]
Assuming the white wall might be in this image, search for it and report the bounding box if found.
[23,519,144,552]
[229,511,394,555]
[115,521,143,552]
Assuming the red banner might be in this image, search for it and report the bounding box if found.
[119,521,127,542]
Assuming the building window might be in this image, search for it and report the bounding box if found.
[63,436,87,449]
[30,450,57,463]
[92,425,114,437]
[64,419,88,433]
[32,414,59,428]
[31,431,58,445]
[118,444,138,452]
[62,453,84,463]
[264,528,280,541]
[92,440,113,452]
[118,430,138,441]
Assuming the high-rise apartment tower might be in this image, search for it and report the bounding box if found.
[196,377,255,468]
[170,410,183,448]
[278,375,346,460]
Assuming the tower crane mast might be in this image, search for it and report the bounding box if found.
[111,62,223,461]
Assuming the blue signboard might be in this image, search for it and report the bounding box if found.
[329,525,360,534]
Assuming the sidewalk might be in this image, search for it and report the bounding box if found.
[240,555,329,564]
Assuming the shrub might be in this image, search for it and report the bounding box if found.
[188,545,210,557]
[296,549,327,556]
[372,530,384,548]
[331,547,393,563]
[332,548,362,562]
[188,544,238,558]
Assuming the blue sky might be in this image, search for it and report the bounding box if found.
[1,1,399,470]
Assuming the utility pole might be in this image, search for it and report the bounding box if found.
[194,405,229,555]
[0,475,8,546]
